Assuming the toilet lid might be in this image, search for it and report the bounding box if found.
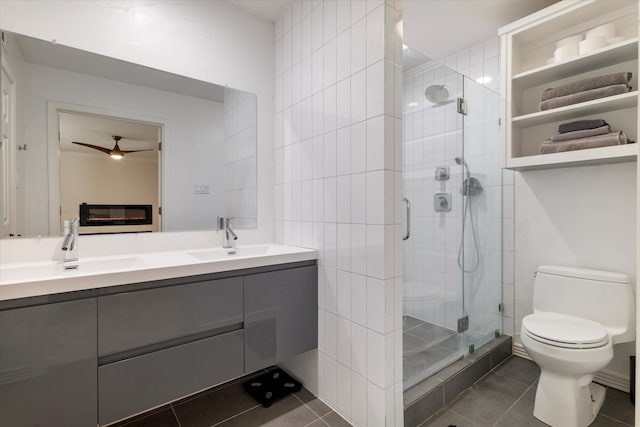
[522,312,608,349]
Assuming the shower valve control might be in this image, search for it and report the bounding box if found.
[435,166,450,181]
[434,192,452,212]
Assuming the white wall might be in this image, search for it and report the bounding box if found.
[0,0,274,242]
[515,162,637,380]
[20,61,226,235]
[60,151,159,233]
[274,1,404,426]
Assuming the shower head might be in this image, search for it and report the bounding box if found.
[454,156,470,179]
[425,84,450,104]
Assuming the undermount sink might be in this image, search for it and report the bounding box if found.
[188,245,271,261]
[0,257,147,284]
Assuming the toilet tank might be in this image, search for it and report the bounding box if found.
[533,265,635,344]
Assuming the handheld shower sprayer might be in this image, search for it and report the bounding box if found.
[455,157,482,273]
[455,156,470,179]
[455,156,482,197]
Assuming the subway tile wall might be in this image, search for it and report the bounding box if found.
[224,87,258,228]
[273,0,404,426]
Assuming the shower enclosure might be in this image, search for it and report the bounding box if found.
[402,50,503,391]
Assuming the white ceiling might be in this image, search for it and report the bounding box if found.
[225,0,291,22]
[226,0,559,61]
[403,0,559,59]
[59,112,159,160]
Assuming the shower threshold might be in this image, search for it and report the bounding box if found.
[403,323,512,426]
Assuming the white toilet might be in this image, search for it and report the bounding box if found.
[521,265,635,427]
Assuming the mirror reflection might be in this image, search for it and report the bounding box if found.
[0,30,257,238]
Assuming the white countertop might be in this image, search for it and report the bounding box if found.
[0,244,317,301]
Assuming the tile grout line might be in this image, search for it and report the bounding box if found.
[291,391,332,419]
[304,415,329,427]
[491,369,537,387]
[490,382,537,427]
[598,412,634,426]
[209,403,262,427]
[169,404,183,427]
[447,407,482,427]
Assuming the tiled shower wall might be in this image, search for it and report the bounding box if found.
[273,0,404,426]
[402,65,465,332]
[224,87,257,228]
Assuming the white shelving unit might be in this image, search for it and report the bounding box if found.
[499,0,639,170]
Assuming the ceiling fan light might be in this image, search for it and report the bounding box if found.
[110,152,123,160]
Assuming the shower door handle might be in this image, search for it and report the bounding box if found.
[402,197,411,241]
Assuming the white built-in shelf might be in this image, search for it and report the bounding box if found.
[505,143,638,170]
[512,38,639,88]
[512,91,638,127]
[500,0,638,170]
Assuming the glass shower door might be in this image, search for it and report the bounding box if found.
[460,75,503,353]
[402,60,467,391]
[402,50,503,392]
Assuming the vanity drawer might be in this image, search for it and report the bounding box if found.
[244,265,318,372]
[98,329,244,425]
[98,277,242,357]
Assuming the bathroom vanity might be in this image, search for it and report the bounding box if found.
[0,244,318,426]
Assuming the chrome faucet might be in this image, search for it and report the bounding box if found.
[217,216,237,249]
[61,217,79,268]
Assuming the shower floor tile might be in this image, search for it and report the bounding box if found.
[406,322,457,344]
[403,316,425,331]
[403,316,463,390]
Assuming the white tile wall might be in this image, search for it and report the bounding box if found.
[275,1,404,425]
[224,87,257,228]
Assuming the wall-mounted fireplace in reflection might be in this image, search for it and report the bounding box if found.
[79,204,153,227]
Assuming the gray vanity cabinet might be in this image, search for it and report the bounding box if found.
[0,298,97,427]
[244,265,318,371]
[97,277,244,425]
[99,330,244,425]
[98,277,243,357]
[0,261,317,426]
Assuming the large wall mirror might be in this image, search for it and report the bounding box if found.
[0,30,257,238]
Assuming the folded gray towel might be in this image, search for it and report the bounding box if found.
[539,84,630,111]
[550,125,611,141]
[541,72,632,101]
[540,131,627,154]
[558,119,609,133]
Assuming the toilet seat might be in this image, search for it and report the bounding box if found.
[522,312,608,349]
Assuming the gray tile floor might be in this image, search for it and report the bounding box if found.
[423,356,635,427]
[404,316,464,390]
[111,368,352,427]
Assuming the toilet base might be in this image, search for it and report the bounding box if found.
[533,372,606,427]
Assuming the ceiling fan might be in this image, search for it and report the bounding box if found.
[72,135,153,159]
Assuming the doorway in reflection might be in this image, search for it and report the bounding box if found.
[58,111,161,234]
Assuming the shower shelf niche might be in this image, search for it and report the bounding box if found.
[499,0,639,171]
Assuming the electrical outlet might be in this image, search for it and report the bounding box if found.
[194,184,210,194]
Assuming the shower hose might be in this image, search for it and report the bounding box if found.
[457,194,481,273]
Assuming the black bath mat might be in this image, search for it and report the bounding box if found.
[243,367,302,407]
